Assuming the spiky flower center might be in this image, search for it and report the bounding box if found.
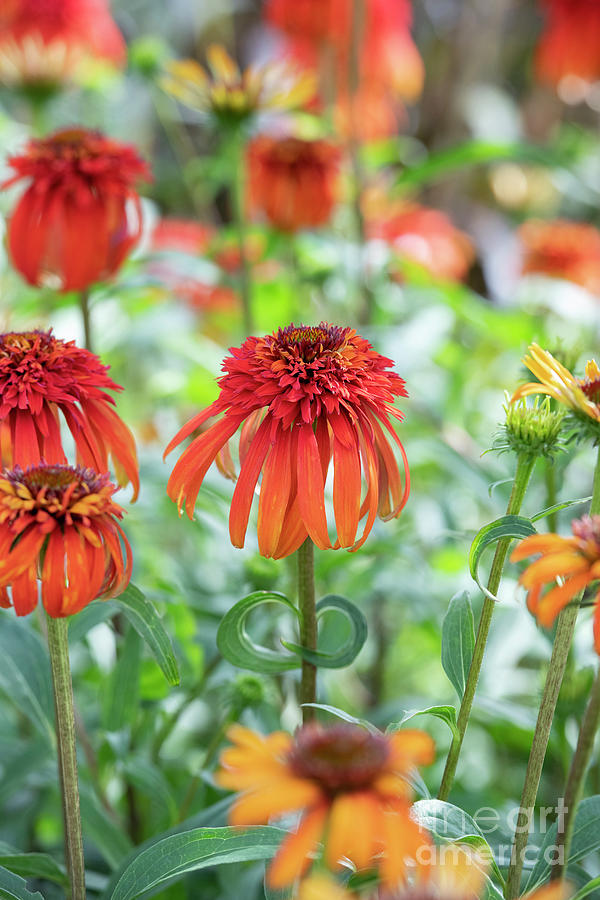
[275,323,348,363]
[287,724,390,792]
[581,377,600,405]
[0,464,120,530]
[571,514,600,559]
[0,329,54,360]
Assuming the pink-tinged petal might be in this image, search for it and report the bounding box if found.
[163,399,224,458]
[257,424,293,558]
[297,423,331,550]
[229,417,272,549]
[167,414,246,518]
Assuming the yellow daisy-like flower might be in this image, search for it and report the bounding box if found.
[511,343,600,423]
[161,44,315,122]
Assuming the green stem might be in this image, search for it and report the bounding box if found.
[79,291,93,352]
[505,446,600,897]
[438,453,536,801]
[46,616,86,900]
[552,665,600,881]
[232,137,253,335]
[544,461,558,532]
[504,604,579,898]
[297,537,317,723]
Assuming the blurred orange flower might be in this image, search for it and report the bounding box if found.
[162,44,315,123]
[535,0,600,91]
[512,515,600,650]
[266,0,423,141]
[216,722,434,890]
[367,203,474,283]
[247,136,341,233]
[0,330,139,499]
[511,344,600,424]
[0,0,126,88]
[165,322,409,559]
[0,463,131,617]
[150,218,216,256]
[4,128,150,293]
[519,219,600,294]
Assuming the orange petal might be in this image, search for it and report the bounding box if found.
[536,572,591,626]
[511,534,573,562]
[325,792,380,871]
[297,423,331,550]
[230,778,323,826]
[267,804,329,890]
[519,553,589,589]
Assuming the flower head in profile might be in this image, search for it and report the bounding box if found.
[512,515,600,650]
[247,136,341,233]
[511,344,600,429]
[0,330,139,499]
[3,128,150,293]
[216,723,434,889]
[161,44,316,125]
[165,322,409,559]
[0,463,131,617]
[0,0,126,90]
[519,220,600,295]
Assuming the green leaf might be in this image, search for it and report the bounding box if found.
[469,515,537,600]
[114,585,180,686]
[412,800,504,886]
[103,628,142,732]
[570,876,600,900]
[282,595,368,668]
[0,844,67,888]
[121,759,178,826]
[68,600,120,644]
[396,140,565,190]
[525,796,600,891]
[441,591,475,699]
[531,496,592,522]
[217,591,302,673]
[0,619,55,745]
[0,866,44,899]
[303,703,380,733]
[397,705,458,739]
[104,826,286,900]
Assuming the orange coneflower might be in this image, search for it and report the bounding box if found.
[0,0,126,88]
[519,220,600,294]
[216,722,434,890]
[3,128,150,293]
[512,514,600,651]
[0,330,139,499]
[0,463,131,617]
[246,136,341,233]
[165,322,410,559]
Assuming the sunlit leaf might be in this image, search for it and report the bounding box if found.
[441,591,475,699]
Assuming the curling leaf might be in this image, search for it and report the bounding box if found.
[469,515,537,600]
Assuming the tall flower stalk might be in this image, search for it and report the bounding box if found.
[47,616,86,900]
[297,538,317,721]
[438,452,536,801]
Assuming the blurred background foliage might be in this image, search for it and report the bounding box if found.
[1,0,600,897]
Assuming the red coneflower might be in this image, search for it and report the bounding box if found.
[519,219,600,295]
[3,127,150,293]
[216,722,434,889]
[0,463,131,617]
[0,330,139,499]
[535,0,600,92]
[165,322,409,559]
[0,0,126,88]
[247,136,341,233]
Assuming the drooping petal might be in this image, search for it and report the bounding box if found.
[257,424,293,558]
[230,777,323,825]
[325,792,380,871]
[520,553,589,589]
[229,416,272,549]
[41,529,66,617]
[297,423,331,550]
[535,572,592,626]
[266,804,328,890]
[330,414,361,548]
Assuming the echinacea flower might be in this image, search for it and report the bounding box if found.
[165,322,409,559]
[511,344,600,425]
[519,220,600,295]
[0,330,139,499]
[366,204,474,283]
[512,515,600,651]
[535,0,600,93]
[0,463,131,617]
[161,43,316,124]
[216,723,434,889]
[3,127,150,293]
[0,0,126,89]
[246,136,341,233]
